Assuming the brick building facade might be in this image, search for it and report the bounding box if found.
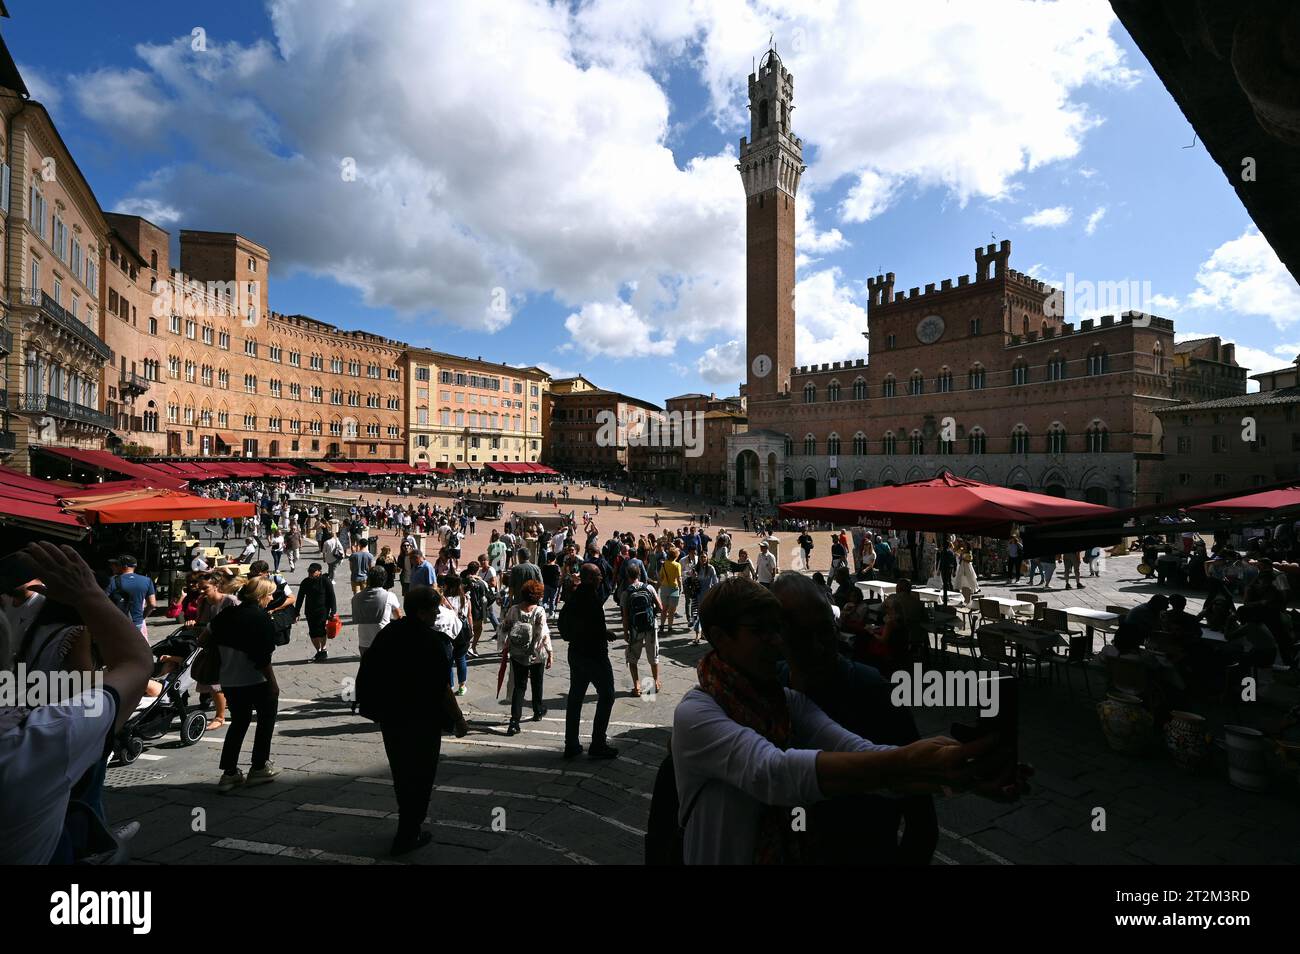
[545,378,663,475]
[1155,355,1300,499]
[725,50,1245,509]
[404,348,549,471]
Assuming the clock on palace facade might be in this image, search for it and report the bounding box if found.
[916,314,945,344]
[751,353,773,378]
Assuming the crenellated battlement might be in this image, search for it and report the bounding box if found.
[869,240,1060,311]
[791,357,868,377]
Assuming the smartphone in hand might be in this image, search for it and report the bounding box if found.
[950,673,1018,784]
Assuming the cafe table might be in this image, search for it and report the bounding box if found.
[1061,606,1120,648]
[856,580,897,599]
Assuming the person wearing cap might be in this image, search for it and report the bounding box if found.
[755,540,778,588]
[105,554,156,636]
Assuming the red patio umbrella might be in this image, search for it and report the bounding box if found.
[1188,486,1300,515]
[779,472,1114,537]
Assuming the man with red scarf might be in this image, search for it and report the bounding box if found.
[672,576,1023,864]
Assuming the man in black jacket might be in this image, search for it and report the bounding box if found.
[559,564,618,760]
[357,586,468,856]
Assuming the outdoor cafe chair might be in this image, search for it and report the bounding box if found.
[1042,631,1095,699]
[970,597,1003,633]
[1041,606,1076,636]
[975,626,1017,675]
[1013,592,1040,618]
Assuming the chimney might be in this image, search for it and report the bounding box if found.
[1221,342,1235,365]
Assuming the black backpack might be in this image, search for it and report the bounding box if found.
[627,583,656,632]
[645,749,702,865]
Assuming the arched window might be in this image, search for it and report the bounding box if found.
[852,432,867,455]
[827,433,841,456]
[908,370,924,395]
[882,375,896,398]
[1047,354,1066,381]
[759,99,769,129]
[1087,349,1109,375]
[1011,425,1030,455]
[1012,359,1028,386]
[936,367,953,393]
[968,363,986,390]
[968,427,987,455]
[827,380,841,402]
[882,431,897,455]
[1047,423,1067,454]
[852,377,867,400]
[783,434,794,456]
[909,430,924,454]
[1022,315,1030,336]
[1152,343,1164,375]
[803,382,816,404]
[804,434,817,456]
[150,249,158,271]
[1086,422,1109,453]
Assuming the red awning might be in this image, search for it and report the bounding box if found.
[0,497,85,528]
[779,472,1115,536]
[35,447,188,488]
[1188,487,1300,516]
[62,488,256,525]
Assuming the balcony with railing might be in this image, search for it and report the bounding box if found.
[119,369,150,396]
[15,288,112,361]
[18,392,114,430]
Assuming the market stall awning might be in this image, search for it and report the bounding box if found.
[61,488,256,525]
[1188,486,1300,515]
[779,472,1116,536]
[451,461,471,471]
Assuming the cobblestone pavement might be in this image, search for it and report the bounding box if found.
[108,489,1300,865]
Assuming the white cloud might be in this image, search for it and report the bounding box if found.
[1145,292,1179,313]
[73,0,1137,347]
[1273,343,1300,357]
[1187,227,1300,330]
[1078,167,1098,179]
[73,68,171,145]
[1021,205,1073,228]
[563,301,675,359]
[1084,205,1107,235]
[696,339,745,385]
[113,197,184,227]
[794,268,870,367]
[18,63,61,109]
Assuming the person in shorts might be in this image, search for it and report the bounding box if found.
[619,563,663,695]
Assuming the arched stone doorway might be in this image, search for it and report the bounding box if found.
[1044,484,1067,498]
[1084,486,1108,505]
[804,476,818,499]
[736,450,760,500]
[783,476,794,499]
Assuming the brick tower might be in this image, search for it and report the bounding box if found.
[738,47,804,401]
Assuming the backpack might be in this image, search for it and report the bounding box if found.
[447,531,460,550]
[627,583,656,633]
[644,749,703,865]
[450,614,471,658]
[106,578,133,620]
[507,608,536,657]
[466,576,487,619]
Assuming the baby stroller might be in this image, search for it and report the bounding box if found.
[113,632,208,765]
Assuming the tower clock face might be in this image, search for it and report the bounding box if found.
[916,314,945,344]
[751,354,773,378]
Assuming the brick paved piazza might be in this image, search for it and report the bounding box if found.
[107,481,1300,864]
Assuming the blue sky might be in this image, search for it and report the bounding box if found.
[9,0,1298,403]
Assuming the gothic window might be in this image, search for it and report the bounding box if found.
[803,382,816,404]
[803,433,816,456]
[852,378,867,400]
[968,427,987,455]
[968,364,986,390]
[827,380,841,402]
[759,99,769,129]
[937,368,953,392]
[852,432,867,455]
[1087,349,1109,375]
[827,433,841,456]
[1152,344,1164,375]
[882,375,896,398]
[1012,360,1028,385]
[908,371,924,395]
[1047,355,1066,381]
[909,430,924,454]
[783,435,794,456]
[1047,423,1067,454]
[1086,423,1109,453]
[1011,425,1030,455]
[882,431,897,455]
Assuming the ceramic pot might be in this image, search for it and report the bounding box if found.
[1164,710,1209,771]
[1223,725,1268,792]
[1097,691,1153,754]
